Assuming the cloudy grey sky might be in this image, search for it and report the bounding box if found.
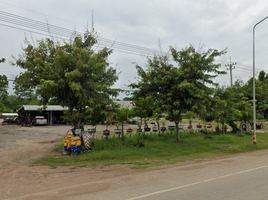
[1,0,268,99]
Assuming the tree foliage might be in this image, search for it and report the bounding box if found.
[13,77,37,104]
[114,106,133,141]
[130,45,227,141]
[131,97,154,144]
[0,58,9,112]
[131,97,154,128]
[0,74,8,102]
[13,31,119,128]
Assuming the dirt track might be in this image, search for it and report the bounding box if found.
[0,120,165,200]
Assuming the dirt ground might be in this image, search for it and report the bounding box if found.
[0,119,265,200]
[0,119,176,200]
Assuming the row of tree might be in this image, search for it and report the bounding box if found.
[129,59,268,141]
[129,55,268,141]
[1,30,267,143]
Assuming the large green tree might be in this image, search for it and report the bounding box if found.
[213,85,236,133]
[243,77,268,119]
[258,71,268,118]
[228,80,253,131]
[212,79,254,133]
[131,45,226,141]
[13,31,119,128]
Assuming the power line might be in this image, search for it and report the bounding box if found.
[0,21,155,57]
[0,1,155,45]
[0,1,86,27]
[234,68,252,74]
[217,59,264,72]
[0,10,163,56]
[1,10,263,84]
[1,10,262,73]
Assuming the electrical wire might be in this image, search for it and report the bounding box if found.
[0,10,163,56]
[1,10,262,82]
[1,10,260,71]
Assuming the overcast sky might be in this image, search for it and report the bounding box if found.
[1,0,268,99]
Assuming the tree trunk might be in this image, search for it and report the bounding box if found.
[78,118,82,130]
[121,122,125,141]
[157,120,160,135]
[138,117,142,144]
[175,120,180,142]
[73,121,79,129]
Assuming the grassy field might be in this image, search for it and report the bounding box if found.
[34,130,268,169]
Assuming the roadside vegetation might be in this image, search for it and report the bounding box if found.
[1,29,268,170]
[34,130,268,169]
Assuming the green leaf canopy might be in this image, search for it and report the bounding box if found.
[13,31,119,128]
[130,44,227,141]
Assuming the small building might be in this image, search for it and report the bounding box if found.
[17,105,68,125]
[113,101,134,109]
[17,102,134,126]
[1,113,18,117]
[0,113,18,123]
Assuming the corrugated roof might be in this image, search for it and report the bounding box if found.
[2,113,18,116]
[18,102,133,112]
[18,105,69,112]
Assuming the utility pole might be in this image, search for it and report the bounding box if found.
[225,57,237,86]
[253,15,268,145]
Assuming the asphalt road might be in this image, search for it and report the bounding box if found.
[66,149,268,200]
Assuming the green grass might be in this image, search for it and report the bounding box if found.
[34,131,268,169]
[52,138,64,152]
